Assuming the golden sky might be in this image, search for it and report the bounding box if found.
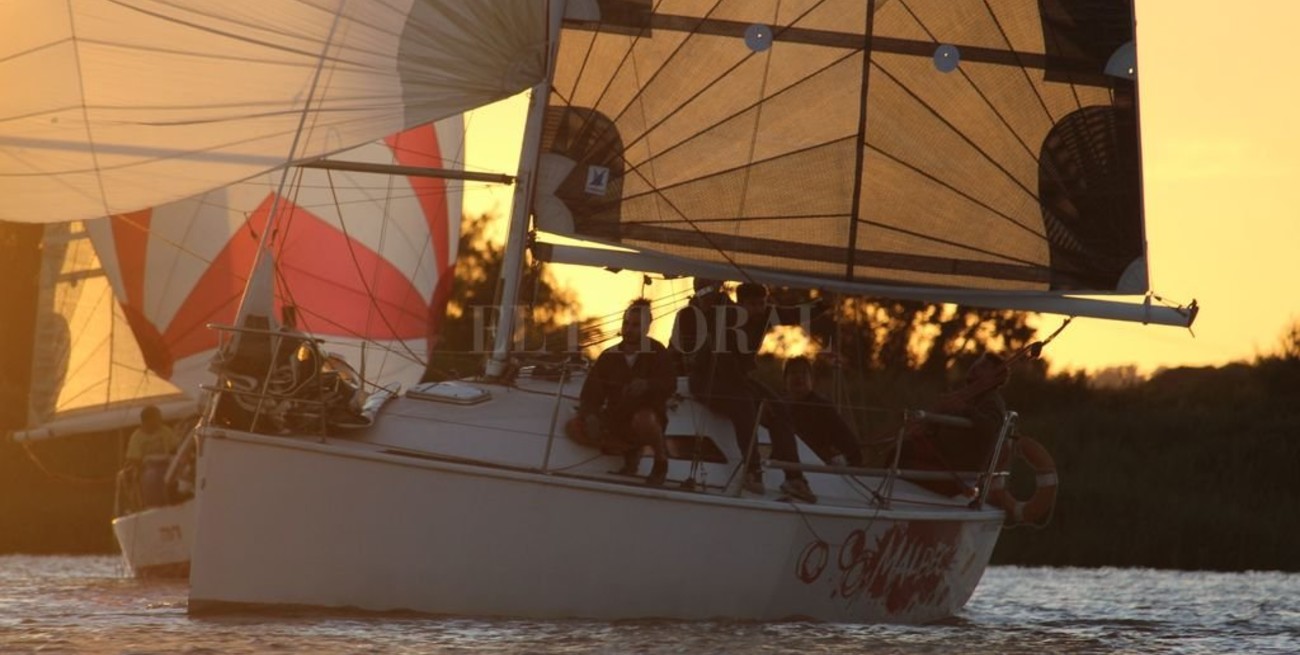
[460,1,1300,374]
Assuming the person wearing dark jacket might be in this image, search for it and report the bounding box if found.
[674,281,824,502]
[782,356,863,467]
[578,298,673,485]
[901,351,1010,497]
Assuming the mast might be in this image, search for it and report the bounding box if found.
[486,0,569,379]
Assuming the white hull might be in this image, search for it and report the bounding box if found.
[190,375,1005,623]
[112,499,194,578]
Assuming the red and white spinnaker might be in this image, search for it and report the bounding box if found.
[86,119,465,398]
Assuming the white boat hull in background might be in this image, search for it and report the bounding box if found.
[112,500,194,578]
[189,382,1005,623]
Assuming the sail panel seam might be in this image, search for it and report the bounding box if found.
[846,0,876,280]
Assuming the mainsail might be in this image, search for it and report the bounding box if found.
[0,0,545,223]
[533,0,1193,326]
[85,118,466,397]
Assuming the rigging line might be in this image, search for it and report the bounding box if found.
[7,103,420,179]
[580,1,845,177]
[555,0,668,156]
[68,37,387,76]
[320,168,424,364]
[269,166,309,334]
[552,286,695,346]
[1036,316,1073,350]
[626,32,663,222]
[107,0,403,70]
[611,0,831,146]
[239,2,344,438]
[845,0,876,280]
[101,209,249,323]
[895,0,1041,167]
[267,0,358,320]
[1035,7,1085,112]
[590,132,854,205]
[19,440,117,486]
[971,4,1087,220]
[574,284,696,330]
[59,90,408,114]
[245,0,345,259]
[561,0,809,177]
[614,166,756,285]
[0,38,69,69]
[281,303,424,365]
[732,0,782,235]
[375,138,432,352]
[0,99,395,134]
[862,142,1046,245]
[612,212,851,226]
[558,0,604,110]
[978,0,1058,126]
[65,0,115,222]
[867,60,1044,208]
[538,293,688,353]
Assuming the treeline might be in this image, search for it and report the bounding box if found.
[991,356,1300,572]
[2,215,1297,570]
[0,432,122,553]
[5,346,1298,571]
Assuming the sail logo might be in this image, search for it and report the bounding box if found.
[585,165,610,195]
[796,523,959,615]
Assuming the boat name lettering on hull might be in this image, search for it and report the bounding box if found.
[796,522,960,615]
[158,525,182,542]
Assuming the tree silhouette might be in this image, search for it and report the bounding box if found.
[424,213,594,380]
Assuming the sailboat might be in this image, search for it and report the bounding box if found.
[9,114,467,576]
[99,115,467,578]
[2,1,1196,622]
[8,220,199,577]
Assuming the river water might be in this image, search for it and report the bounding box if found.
[0,556,1295,654]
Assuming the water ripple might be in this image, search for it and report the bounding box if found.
[0,557,1296,654]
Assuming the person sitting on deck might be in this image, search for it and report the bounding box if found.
[668,278,724,375]
[574,298,673,486]
[901,352,1010,497]
[677,281,823,502]
[781,356,864,468]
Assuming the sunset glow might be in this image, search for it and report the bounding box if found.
[460,1,1300,374]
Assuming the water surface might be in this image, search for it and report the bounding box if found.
[1,556,1295,654]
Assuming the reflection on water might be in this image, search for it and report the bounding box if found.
[1,555,1296,654]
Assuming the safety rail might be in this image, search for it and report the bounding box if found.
[751,405,1017,510]
[203,322,347,437]
[764,460,1002,482]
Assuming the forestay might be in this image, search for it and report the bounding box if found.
[0,0,545,223]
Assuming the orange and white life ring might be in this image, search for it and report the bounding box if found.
[989,436,1058,526]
